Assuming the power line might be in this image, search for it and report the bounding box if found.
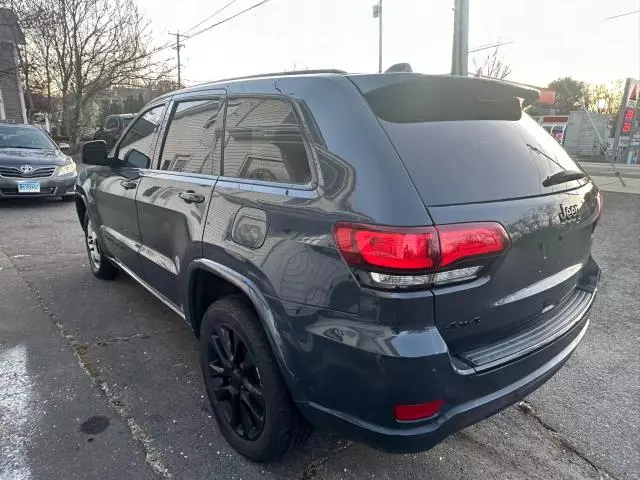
[468,40,514,53]
[604,9,640,21]
[184,0,272,42]
[183,0,241,35]
[146,0,252,56]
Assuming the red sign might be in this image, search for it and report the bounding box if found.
[625,108,635,121]
[541,115,569,124]
[538,89,556,105]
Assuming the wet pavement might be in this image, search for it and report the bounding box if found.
[0,192,638,480]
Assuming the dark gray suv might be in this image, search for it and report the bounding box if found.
[75,71,601,461]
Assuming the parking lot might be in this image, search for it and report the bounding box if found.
[1,184,638,479]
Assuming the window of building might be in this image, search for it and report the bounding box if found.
[159,98,223,175]
[117,105,165,165]
[223,97,312,185]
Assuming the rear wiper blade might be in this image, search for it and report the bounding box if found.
[525,143,565,170]
[525,143,586,186]
[543,170,586,187]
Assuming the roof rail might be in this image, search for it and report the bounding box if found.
[190,69,348,86]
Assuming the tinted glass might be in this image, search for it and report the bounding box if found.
[106,117,118,129]
[159,98,223,174]
[117,105,165,164]
[223,97,312,184]
[0,126,56,150]
[359,78,583,205]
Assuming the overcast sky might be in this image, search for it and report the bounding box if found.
[137,0,640,87]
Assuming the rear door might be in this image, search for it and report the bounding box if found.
[93,103,167,277]
[352,74,600,352]
[135,91,225,308]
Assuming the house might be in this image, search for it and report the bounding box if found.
[0,8,26,123]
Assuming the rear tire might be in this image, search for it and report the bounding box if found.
[200,296,310,461]
[83,213,118,280]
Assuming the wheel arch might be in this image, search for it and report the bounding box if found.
[186,258,306,401]
[74,190,88,229]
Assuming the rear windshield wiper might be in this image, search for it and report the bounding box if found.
[525,143,586,186]
[525,143,565,170]
[543,170,586,187]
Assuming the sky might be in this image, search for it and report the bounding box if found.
[136,0,640,88]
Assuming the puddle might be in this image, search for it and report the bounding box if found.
[79,416,110,435]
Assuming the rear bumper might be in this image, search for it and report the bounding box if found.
[268,260,598,453]
[0,173,76,198]
[297,317,588,453]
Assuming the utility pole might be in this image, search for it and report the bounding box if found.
[372,1,382,73]
[169,32,184,88]
[450,0,469,76]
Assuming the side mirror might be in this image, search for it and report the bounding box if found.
[58,142,70,153]
[82,140,109,166]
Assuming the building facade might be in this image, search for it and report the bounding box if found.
[0,8,26,123]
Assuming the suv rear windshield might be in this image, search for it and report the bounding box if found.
[351,75,585,206]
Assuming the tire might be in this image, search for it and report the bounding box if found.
[83,213,118,280]
[200,296,310,461]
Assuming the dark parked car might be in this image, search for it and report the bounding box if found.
[0,123,77,199]
[75,71,601,461]
[93,113,135,149]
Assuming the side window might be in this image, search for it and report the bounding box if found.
[105,117,118,129]
[159,98,223,174]
[223,97,312,184]
[117,105,165,166]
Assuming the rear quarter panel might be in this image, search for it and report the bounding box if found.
[199,76,434,314]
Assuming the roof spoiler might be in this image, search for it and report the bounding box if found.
[381,63,539,105]
[470,77,540,105]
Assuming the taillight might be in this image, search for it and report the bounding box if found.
[333,222,510,289]
[437,223,510,268]
[333,224,439,270]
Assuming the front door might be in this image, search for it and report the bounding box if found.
[136,94,224,307]
[93,103,166,277]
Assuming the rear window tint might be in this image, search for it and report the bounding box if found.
[357,77,584,206]
[223,97,312,185]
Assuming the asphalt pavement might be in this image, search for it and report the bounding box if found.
[0,190,638,480]
[580,163,640,196]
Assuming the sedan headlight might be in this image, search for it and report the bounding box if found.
[58,161,77,176]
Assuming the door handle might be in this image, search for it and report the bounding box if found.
[178,190,205,204]
[120,180,138,190]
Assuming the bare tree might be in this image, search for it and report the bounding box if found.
[7,0,171,142]
[472,47,512,80]
[583,81,624,115]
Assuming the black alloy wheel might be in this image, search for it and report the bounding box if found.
[200,296,310,461]
[207,324,265,441]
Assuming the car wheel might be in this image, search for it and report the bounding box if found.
[200,296,310,461]
[84,213,118,280]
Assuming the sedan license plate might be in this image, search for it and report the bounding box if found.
[18,182,40,193]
